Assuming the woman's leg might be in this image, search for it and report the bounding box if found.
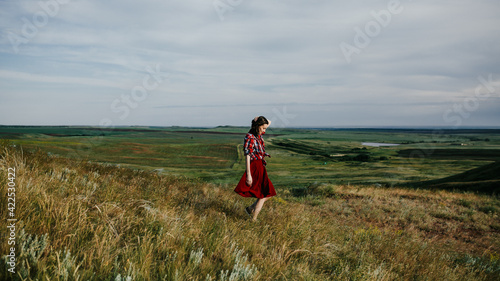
[251,197,268,221]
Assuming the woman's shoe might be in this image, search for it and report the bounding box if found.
[245,206,254,218]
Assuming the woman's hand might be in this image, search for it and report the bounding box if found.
[246,174,253,186]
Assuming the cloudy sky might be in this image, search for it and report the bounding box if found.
[0,0,499,128]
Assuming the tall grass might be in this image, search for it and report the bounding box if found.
[1,144,498,280]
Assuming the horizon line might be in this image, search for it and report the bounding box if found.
[1,124,500,130]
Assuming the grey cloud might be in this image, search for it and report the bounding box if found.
[0,0,499,127]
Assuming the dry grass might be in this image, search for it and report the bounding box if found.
[0,145,499,280]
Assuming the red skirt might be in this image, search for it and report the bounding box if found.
[234,160,276,199]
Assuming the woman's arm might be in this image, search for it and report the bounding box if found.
[245,154,252,186]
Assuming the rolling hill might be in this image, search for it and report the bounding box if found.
[409,161,500,194]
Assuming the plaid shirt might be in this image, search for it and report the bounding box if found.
[243,133,270,164]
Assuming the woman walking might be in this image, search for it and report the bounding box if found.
[234,116,276,221]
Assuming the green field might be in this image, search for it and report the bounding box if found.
[1,126,499,280]
[2,126,500,190]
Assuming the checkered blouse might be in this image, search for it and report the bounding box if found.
[243,133,270,164]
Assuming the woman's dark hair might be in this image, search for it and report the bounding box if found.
[248,116,269,136]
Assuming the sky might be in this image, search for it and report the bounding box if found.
[0,0,499,128]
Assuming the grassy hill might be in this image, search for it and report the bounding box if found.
[1,144,499,280]
[409,162,500,194]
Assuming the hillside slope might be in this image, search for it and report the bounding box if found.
[409,162,500,194]
[1,146,499,280]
